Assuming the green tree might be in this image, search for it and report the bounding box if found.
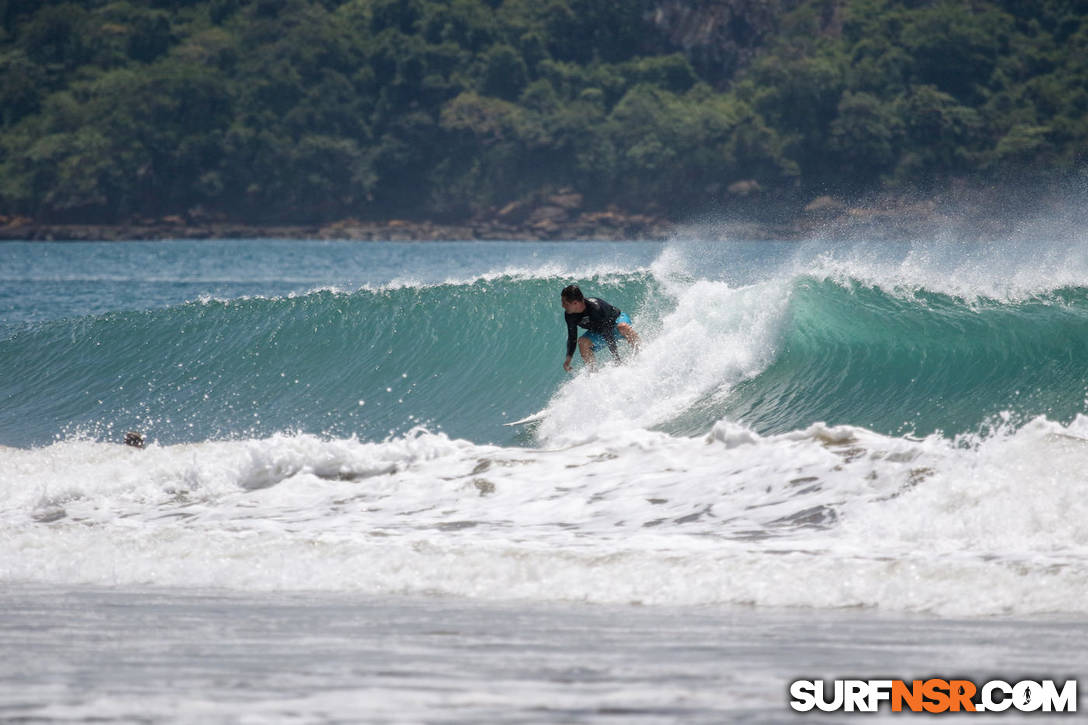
[899,2,1013,103]
[481,44,528,100]
[746,51,847,185]
[19,3,91,69]
[829,91,903,187]
[894,84,981,181]
[0,49,46,126]
[1,0,1086,224]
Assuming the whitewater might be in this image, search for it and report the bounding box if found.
[3,235,1088,722]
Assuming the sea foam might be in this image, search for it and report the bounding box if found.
[3,417,1088,616]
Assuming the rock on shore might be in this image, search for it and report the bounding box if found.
[0,187,1056,242]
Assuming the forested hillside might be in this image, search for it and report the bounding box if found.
[1,0,1085,225]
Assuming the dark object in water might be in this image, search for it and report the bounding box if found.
[124,431,145,448]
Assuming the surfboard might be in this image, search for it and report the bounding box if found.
[503,410,548,427]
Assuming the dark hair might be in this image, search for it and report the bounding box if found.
[561,284,584,302]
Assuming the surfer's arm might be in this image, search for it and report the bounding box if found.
[564,316,578,371]
[565,316,578,357]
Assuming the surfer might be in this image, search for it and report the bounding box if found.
[561,284,640,372]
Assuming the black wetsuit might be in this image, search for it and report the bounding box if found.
[565,297,622,358]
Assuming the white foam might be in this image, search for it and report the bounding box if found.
[535,276,790,443]
[3,419,1088,616]
[785,234,1088,302]
[527,234,1088,445]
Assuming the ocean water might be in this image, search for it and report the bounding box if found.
[2,235,1088,721]
[3,584,1085,724]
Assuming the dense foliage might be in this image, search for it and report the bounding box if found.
[1,0,1085,223]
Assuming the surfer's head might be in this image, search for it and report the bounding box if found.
[561,284,586,313]
[124,431,145,449]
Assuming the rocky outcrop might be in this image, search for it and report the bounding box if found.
[0,210,673,242]
[3,186,1052,243]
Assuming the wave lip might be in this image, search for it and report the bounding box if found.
[5,270,1088,449]
[5,263,1088,451]
[534,275,1088,442]
[720,279,1088,437]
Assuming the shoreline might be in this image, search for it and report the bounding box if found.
[0,190,1060,243]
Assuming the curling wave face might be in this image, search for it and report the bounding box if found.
[5,269,1088,447]
[4,236,1088,615]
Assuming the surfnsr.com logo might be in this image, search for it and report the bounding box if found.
[789,679,1077,713]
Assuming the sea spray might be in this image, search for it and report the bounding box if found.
[5,237,1088,616]
[7,264,1088,448]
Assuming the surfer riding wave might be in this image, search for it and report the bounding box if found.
[561,284,641,372]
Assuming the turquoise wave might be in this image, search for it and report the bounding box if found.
[3,274,1087,447]
[704,279,1088,437]
[0,275,653,447]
